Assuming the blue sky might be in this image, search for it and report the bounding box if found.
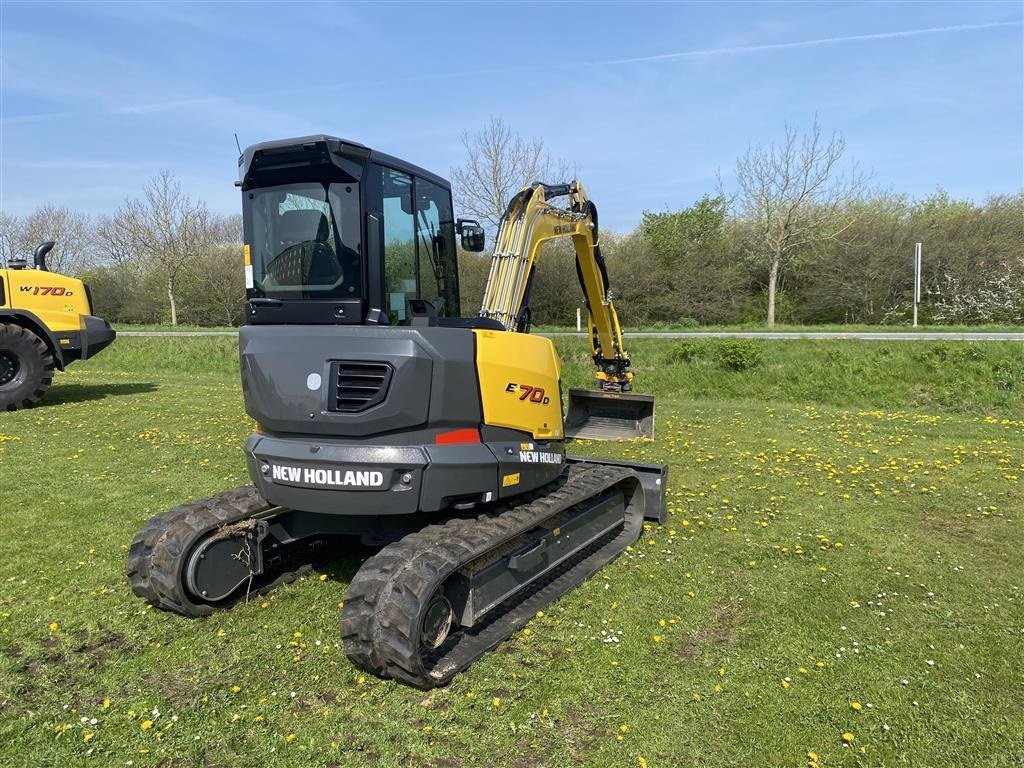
[1,1,1021,233]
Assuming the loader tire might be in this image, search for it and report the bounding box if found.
[0,324,55,411]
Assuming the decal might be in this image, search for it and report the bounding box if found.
[518,450,563,464]
[502,473,521,487]
[270,463,384,488]
[19,286,73,296]
[504,382,550,404]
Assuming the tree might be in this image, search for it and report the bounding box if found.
[14,205,95,275]
[0,212,20,268]
[730,118,866,326]
[99,171,216,325]
[451,117,574,237]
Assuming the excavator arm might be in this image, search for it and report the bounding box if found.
[478,181,654,439]
[479,181,632,390]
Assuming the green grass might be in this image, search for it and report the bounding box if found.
[1,337,1022,767]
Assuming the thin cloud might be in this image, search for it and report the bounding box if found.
[3,20,1020,125]
[604,21,1023,64]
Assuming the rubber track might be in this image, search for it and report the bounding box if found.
[340,462,644,688]
[125,486,297,617]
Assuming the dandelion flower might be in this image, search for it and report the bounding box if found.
[850,701,862,711]
[491,697,501,708]
[48,622,59,633]
[140,720,154,731]
[842,731,855,744]
[285,733,296,743]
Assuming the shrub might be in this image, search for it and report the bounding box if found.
[716,340,765,371]
[661,340,705,365]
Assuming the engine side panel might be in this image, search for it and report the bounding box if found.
[473,329,563,440]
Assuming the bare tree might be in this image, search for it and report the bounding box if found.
[0,212,21,268]
[730,118,866,326]
[100,171,215,326]
[15,204,95,274]
[451,117,574,237]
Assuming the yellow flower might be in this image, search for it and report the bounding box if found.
[652,635,662,643]
[48,622,59,633]
[541,708,548,717]
[850,701,862,711]
[491,697,501,708]
[285,733,296,743]
[83,732,94,743]
[842,731,855,744]
[101,698,111,710]
[319,574,327,581]
[638,758,648,768]
[231,685,241,693]
[140,720,154,730]
[620,724,630,734]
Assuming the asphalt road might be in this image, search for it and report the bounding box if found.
[118,330,1024,341]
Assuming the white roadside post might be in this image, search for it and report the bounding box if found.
[576,307,581,332]
[913,242,922,328]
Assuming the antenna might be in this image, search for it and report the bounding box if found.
[234,132,242,155]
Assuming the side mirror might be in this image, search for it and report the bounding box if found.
[456,219,486,252]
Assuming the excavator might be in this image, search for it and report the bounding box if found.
[127,136,665,688]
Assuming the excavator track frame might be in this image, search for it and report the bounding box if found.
[342,461,648,688]
[127,461,663,687]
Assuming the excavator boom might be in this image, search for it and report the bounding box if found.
[479,181,655,439]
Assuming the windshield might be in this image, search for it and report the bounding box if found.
[245,182,361,300]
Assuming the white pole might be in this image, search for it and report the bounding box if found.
[576,307,581,332]
[913,242,922,328]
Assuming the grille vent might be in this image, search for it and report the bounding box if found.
[330,361,393,413]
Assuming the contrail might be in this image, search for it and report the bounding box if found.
[604,21,1023,64]
[3,20,1020,124]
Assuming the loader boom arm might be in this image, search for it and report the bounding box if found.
[478,181,633,391]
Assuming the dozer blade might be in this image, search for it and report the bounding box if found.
[564,388,655,441]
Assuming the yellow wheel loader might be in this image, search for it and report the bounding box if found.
[128,136,664,688]
[0,242,116,410]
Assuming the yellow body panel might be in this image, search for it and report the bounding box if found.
[1,268,91,334]
[473,329,563,440]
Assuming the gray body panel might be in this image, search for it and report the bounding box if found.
[239,325,480,437]
[239,324,563,517]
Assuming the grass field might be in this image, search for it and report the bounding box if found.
[1,336,1022,767]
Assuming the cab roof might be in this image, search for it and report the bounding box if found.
[239,135,451,190]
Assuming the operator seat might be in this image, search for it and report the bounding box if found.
[271,210,342,288]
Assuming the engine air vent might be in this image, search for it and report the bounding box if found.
[329,361,393,413]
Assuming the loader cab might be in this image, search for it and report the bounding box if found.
[240,136,479,326]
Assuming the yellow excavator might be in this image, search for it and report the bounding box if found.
[128,136,664,688]
[1,242,116,410]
